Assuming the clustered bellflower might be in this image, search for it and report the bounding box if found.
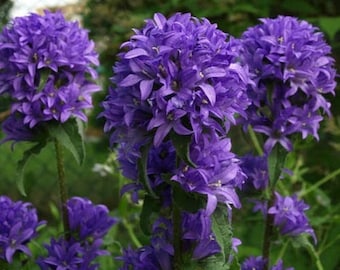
[268,192,316,242]
[0,10,100,143]
[37,197,117,270]
[240,16,336,153]
[0,195,45,263]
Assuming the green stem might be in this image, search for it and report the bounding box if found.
[122,219,142,248]
[0,260,8,270]
[299,167,340,197]
[173,202,182,270]
[54,138,70,239]
[248,126,264,156]
[276,240,289,262]
[306,242,324,270]
[262,191,275,270]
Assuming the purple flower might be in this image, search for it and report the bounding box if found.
[268,192,316,243]
[37,238,108,270]
[67,197,118,241]
[101,12,251,149]
[241,256,267,270]
[240,154,269,191]
[240,16,336,153]
[0,10,100,143]
[241,256,293,270]
[38,197,116,270]
[172,135,245,214]
[182,209,220,260]
[0,195,45,263]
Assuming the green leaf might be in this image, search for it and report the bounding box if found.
[171,181,205,213]
[48,119,85,165]
[140,195,161,235]
[210,204,233,267]
[268,144,287,188]
[171,133,196,167]
[137,144,158,198]
[17,141,47,196]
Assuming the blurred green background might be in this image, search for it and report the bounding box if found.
[0,0,340,269]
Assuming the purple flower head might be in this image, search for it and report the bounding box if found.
[240,154,269,191]
[0,10,100,142]
[101,12,251,149]
[67,197,118,241]
[242,256,293,270]
[37,238,107,270]
[182,209,220,260]
[240,16,336,153]
[172,134,245,214]
[241,256,267,270]
[268,192,316,243]
[0,195,45,263]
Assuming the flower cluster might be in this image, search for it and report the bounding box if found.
[37,197,117,270]
[0,195,45,263]
[240,16,336,153]
[0,10,100,143]
[241,256,293,270]
[101,12,250,149]
[268,192,316,242]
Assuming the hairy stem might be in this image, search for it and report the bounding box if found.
[173,202,182,270]
[262,192,275,270]
[54,138,70,239]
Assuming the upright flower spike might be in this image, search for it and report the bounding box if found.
[0,10,100,143]
[101,12,251,149]
[240,16,336,153]
[0,196,45,263]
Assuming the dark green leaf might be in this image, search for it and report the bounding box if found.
[140,195,161,235]
[172,181,205,213]
[137,144,158,198]
[171,133,196,168]
[17,141,47,196]
[268,144,287,188]
[48,119,85,165]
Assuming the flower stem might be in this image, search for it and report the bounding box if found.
[248,126,263,156]
[262,191,275,270]
[173,202,182,270]
[0,260,8,269]
[54,138,70,239]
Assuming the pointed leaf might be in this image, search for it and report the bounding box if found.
[17,141,47,196]
[48,119,85,165]
[171,133,196,168]
[137,144,158,198]
[211,204,233,266]
[140,195,161,235]
[268,144,287,188]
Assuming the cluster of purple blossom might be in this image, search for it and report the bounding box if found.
[0,8,336,270]
[0,196,116,269]
[37,197,117,270]
[0,10,100,144]
[0,195,45,263]
[242,256,293,270]
[240,16,336,153]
